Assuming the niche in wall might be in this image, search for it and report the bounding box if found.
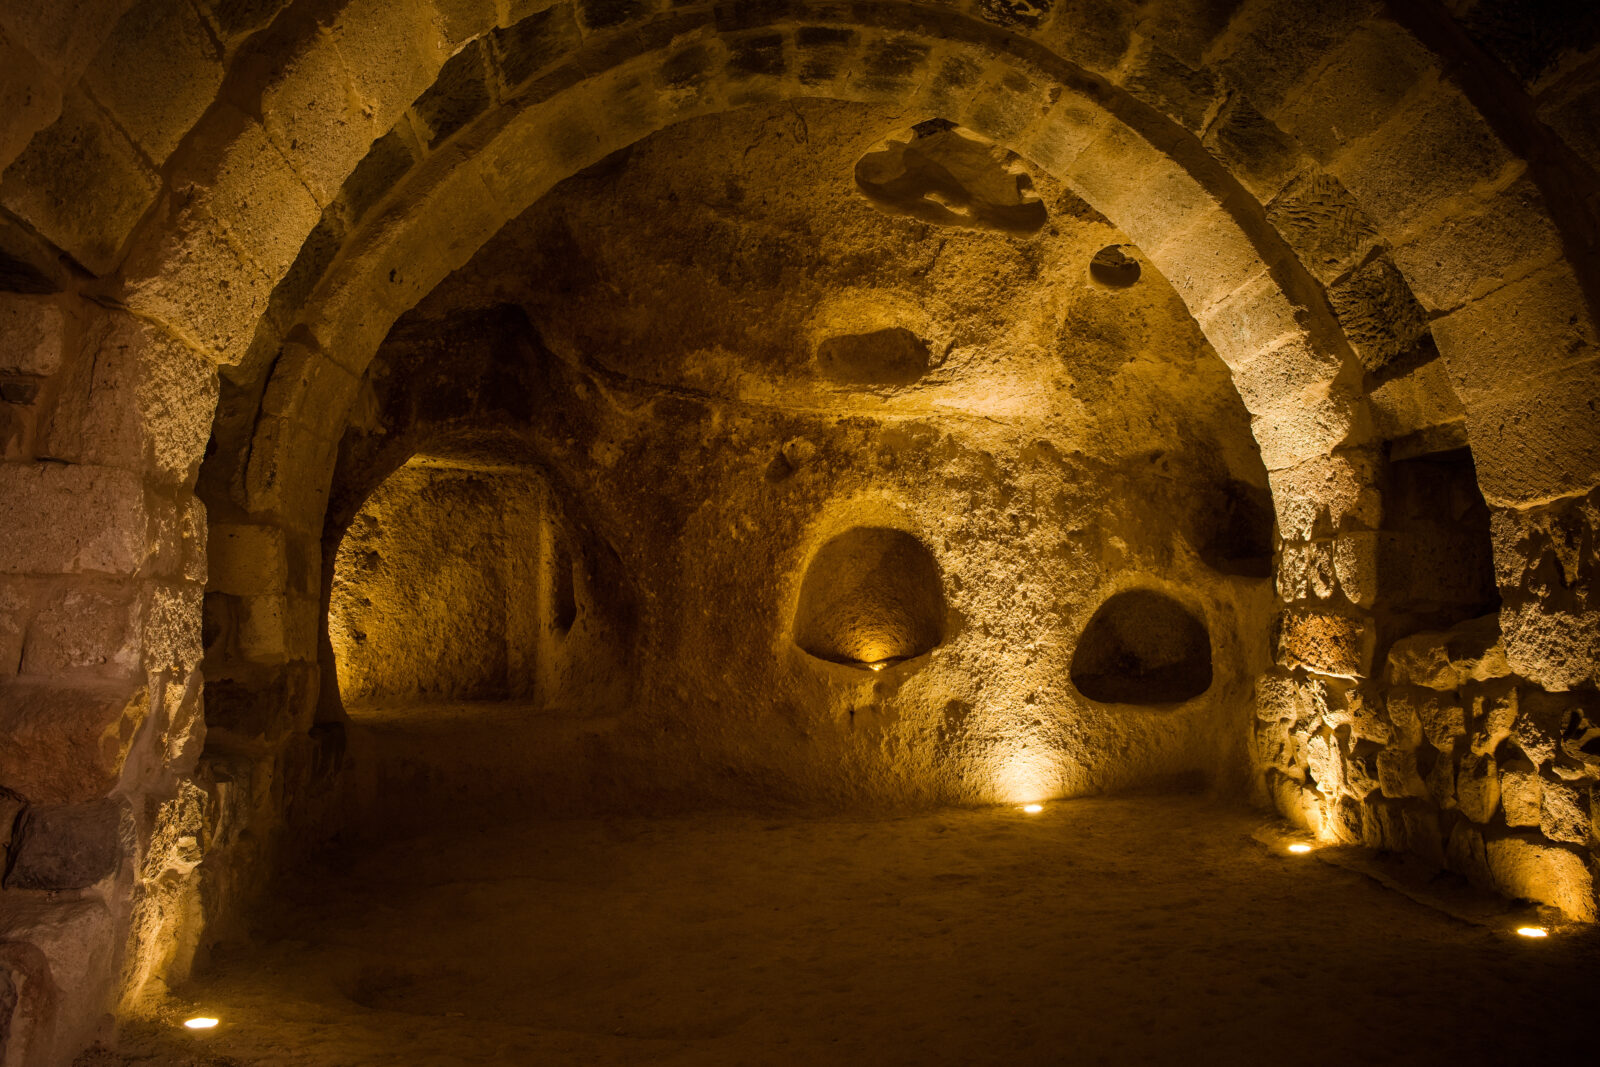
[854,119,1048,233]
[1380,447,1500,630]
[1071,590,1213,704]
[329,457,577,710]
[794,527,945,668]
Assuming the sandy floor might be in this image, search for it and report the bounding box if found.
[98,796,1598,1065]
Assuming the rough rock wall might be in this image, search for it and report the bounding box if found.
[314,102,1278,832]
[330,462,554,706]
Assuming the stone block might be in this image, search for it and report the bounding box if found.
[494,0,582,88]
[1228,337,1346,429]
[1500,756,1541,827]
[413,39,493,147]
[1348,690,1391,745]
[118,188,276,365]
[259,342,360,436]
[339,129,417,226]
[0,464,154,577]
[1268,770,1322,834]
[1455,751,1499,824]
[1484,833,1597,922]
[84,0,223,167]
[38,309,219,484]
[208,525,290,598]
[18,583,142,678]
[1382,687,1425,748]
[1210,0,1368,116]
[1540,780,1590,845]
[181,496,207,585]
[1306,540,1337,601]
[0,898,116,1066]
[1329,83,1515,235]
[1332,531,1378,608]
[1389,175,1563,314]
[1200,275,1313,376]
[1275,541,1309,601]
[1267,449,1381,540]
[1030,0,1132,72]
[0,681,149,803]
[1274,607,1373,678]
[1325,255,1427,375]
[1145,205,1272,318]
[1122,43,1218,133]
[3,799,126,890]
[1384,613,1509,689]
[1500,584,1600,692]
[434,0,500,46]
[1424,747,1456,811]
[1514,687,1573,766]
[577,0,651,31]
[1360,796,1407,852]
[1254,390,1368,474]
[1264,168,1380,287]
[0,23,64,170]
[1303,730,1342,796]
[0,294,65,377]
[855,34,934,97]
[1254,716,1299,776]
[143,582,205,678]
[1469,684,1518,756]
[1276,20,1434,161]
[1254,671,1303,722]
[1432,262,1596,404]
[794,24,858,87]
[1413,690,1466,750]
[0,89,159,274]
[1344,743,1381,799]
[196,0,293,41]
[1200,93,1299,202]
[1367,359,1467,446]
[203,663,317,741]
[1376,748,1425,798]
[1329,794,1363,844]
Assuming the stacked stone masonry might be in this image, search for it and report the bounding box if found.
[0,0,1597,1062]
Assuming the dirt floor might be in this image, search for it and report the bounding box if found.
[95,796,1598,1065]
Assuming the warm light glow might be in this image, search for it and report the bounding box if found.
[184,1017,220,1030]
[868,661,887,671]
[1287,843,1313,854]
[1516,926,1548,939]
[1022,803,1043,814]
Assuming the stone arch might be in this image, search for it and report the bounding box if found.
[1,1,1599,1058]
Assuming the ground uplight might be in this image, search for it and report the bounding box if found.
[1288,843,1313,854]
[1516,926,1548,939]
[1022,803,1044,814]
[183,1017,219,1030]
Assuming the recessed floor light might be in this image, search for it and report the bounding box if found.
[184,1017,219,1030]
[1287,843,1313,854]
[1022,803,1043,814]
[1516,926,1548,939]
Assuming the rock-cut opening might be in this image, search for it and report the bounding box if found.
[794,527,945,668]
[1070,590,1213,704]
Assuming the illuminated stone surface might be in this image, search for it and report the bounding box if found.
[0,1,1597,1061]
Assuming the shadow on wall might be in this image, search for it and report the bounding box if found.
[1071,590,1214,705]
